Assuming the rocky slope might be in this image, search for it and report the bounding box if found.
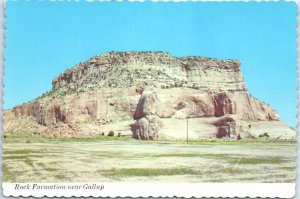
[4,51,295,140]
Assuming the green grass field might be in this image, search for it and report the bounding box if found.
[3,136,296,183]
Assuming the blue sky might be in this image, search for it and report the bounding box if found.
[5,1,297,127]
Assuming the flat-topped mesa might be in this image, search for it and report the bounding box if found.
[4,51,295,140]
[52,51,178,89]
[52,51,245,94]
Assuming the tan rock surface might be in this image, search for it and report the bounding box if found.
[4,51,295,140]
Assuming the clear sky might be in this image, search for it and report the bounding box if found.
[5,1,297,127]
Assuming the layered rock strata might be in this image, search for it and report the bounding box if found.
[4,51,295,140]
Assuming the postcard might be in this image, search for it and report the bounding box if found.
[2,1,297,198]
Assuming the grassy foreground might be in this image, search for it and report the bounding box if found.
[3,136,296,183]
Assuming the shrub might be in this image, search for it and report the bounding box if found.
[117,133,121,137]
[258,132,270,138]
[108,131,114,137]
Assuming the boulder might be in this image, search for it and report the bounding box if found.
[213,116,236,138]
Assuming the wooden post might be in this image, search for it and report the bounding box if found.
[187,119,189,144]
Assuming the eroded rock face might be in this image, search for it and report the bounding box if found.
[131,115,160,140]
[131,90,160,140]
[134,90,158,119]
[3,51,295,140]
[213,93,235,117]
[213,116,236,138]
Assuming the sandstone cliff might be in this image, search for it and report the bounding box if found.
[4,51,295,140]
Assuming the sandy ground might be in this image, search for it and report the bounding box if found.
[3,139,296,183]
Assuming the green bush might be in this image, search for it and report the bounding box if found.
[258,132,270,138]
[108,131,114,137]
[117,133,121,137]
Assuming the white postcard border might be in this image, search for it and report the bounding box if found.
[1,0,299,198]
[2,183,296,198]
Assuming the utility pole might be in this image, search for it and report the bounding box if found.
[106,96,108,115]
[186,118,189,144]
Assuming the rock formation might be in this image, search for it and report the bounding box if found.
[4,51,295,140]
